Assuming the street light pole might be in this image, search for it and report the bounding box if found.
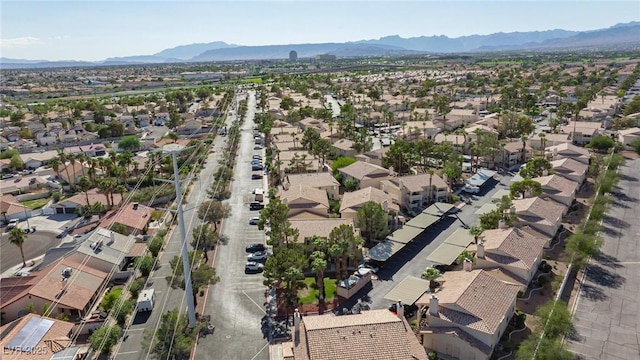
[161,144,197,328]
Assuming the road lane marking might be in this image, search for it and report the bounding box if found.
[242,290,266,315]
[115,350,139,355]
[250,343,269,360]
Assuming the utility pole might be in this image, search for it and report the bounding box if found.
[159,143,197,328]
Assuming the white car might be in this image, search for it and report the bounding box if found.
[248,217,260,225]
[245,261,264,272]
[358,263,379,274]
[462,184,480,194]
[247,251,269,262]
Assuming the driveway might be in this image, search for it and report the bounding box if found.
[196,91,270,360]
[567,157,640,360]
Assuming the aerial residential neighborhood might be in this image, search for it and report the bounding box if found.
[1,4,640,360]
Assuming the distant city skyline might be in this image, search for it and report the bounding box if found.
[1,1,638,61]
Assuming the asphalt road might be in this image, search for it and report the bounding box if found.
[113,107,232,360]
[350,173,514,311]
[196,90,270,360]
[567,157,640,360]
[0,230,61,273]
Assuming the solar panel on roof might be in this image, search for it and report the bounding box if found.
[6,317,54,351]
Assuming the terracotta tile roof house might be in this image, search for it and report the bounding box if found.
[617,126,640,146]
[0,257,108,323]
[332,139,357,157]
[0,194,31,220]
[99,202,153,235]
[549,158,588,184]
[355,147,388,167]
[532,174,580,206]
[340,186,399,220]
[0,314,74,360]
[58,162,90,186]
[529,133,571,149]
[0,175,49,195]
[288,309,427,360]
[417,270,520,360]
[282,173,340,200]
[51,188,124,214]
[511,197,567,237]
[338,161,391,190]
[502,141,531,166]
[280,185,329,219]
[380,173,448,213]
[289,218,356,248]
[298,117,328,133]
[66,227,138,279]
[545,143,591,164]
[470,227,549,284]
[278,151,321,174]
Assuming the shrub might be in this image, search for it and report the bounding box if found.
[130,278,145,298]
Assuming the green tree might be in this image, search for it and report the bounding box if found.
[167,110,183,129]
[88,325,120,355]
[356,201,389,243]
[510,179,543,199]
[313,138,333,166]
[118,135,141,151]
[129,278,145,298]
[167,131,179,143]
[114,298,135,326]
[148,236,163,257]
[310,251,328,305]
[9,154,24,170]
[9,228,27,267]
[143,308,198,360]
[516,336,574,360]
[566,231,602,269]
[623,95,640,116]
[166,251,219,306]
[456,249,475,264]
[383,140,415,174]
[280,96,296,110]
[191,224,219,252]
[421,267,441,293]
[533,300,574,339]
[135,255,155,277]
[520,157,553,178]
[469,226,484,244]
[197,200,231,232]
[343,178,358,191]
[77,176,92,205]
[301,128,320,152]
[328,224,363,280]
[630,138,640,155]
[258,196,299,247]
[100,288,123,311]
[588,135,615,152]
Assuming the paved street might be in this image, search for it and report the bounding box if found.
[0,230,61,273]
[357,174,514,311]
[196,91,270,360]
[567,157,640,360]
[113,111,232,360]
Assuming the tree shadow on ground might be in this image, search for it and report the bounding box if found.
[610,200,631,209]
[600,225,622,238]
[593,253,622,268]
[602,215,630,230]
[617,173,638,182]
[585,265,625,288]
[609,190,638,203]
[580,283,608,302]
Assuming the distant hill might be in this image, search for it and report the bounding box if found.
[153,41,237,60]
[1,22,638,69]
[356,29,578,52]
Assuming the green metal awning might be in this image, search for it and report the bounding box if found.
[475,203,498,215]
[405,213,440,229]
[367,240,406,262]
[444,228,475,247]
[422,202,457,217]
[426,243,467,265]
[383,276,430,305]
[387,225,424,244]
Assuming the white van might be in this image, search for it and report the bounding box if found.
[136,289,155,312]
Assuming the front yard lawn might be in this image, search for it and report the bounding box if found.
[21,197,51,209]
[299,277,337,305]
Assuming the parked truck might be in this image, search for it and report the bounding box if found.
[136,289,155,312]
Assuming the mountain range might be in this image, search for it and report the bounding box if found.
[1,22,638,69]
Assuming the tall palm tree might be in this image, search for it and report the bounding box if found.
[78,176,92,206]
[520,135,528,164]
[427,168,435,203]
[9,228,27,267]
[49,157,61,180]
[68,153,77,189]
[469,226,484,244]
[538,133,547,157]
[310,251,328,306]
[57,150,72,189]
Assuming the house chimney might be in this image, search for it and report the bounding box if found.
[542,169,549,176]
[396,300,404,319]
[133,203,139,210]
[293,308,302,345]
[477,241,485,259]
[463,258,473,271]
[398,180,404,190]
[109,231,115,245]
[382,200,388,213]
[429,295,439,316]
[498,219,506,229]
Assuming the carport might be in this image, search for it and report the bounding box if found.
[474,203,497,215]
[426,228,475,265]
[404,213,439,230]
[422,202,457,217]
[387,225,425,243]
[465,169,497,187]
[383,276,430,305]
[366,239,407,262]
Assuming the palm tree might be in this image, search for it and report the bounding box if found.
[284,267,304,309]
[68,153,77,189]
[78,176,92,206]
[469,226,484,244]
[538,133,547,157]
[328,244,343,281]
[427,168,435,203]
[57,150,72,189]
[49,157,61,181]
[421,267,441,293]
[310,251,328,306]
[9,227,27,267]
[520,135,528,164]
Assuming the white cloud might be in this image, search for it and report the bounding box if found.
[0,37,41,48]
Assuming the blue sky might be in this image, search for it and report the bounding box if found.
[1,1,638,61]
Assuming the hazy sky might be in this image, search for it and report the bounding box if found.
[1,0,638,61]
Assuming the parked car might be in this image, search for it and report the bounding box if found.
[6,219,19,230]
[249,217,260,225]
[251,173,263,180]
[245,261,264,273]
[251,159,262,165]
[22,169,34,175]
[247,251,269,262]
[249,202,264,210]
[251,164,263,171]
[254,145,264,150]
[358,262,379,274]
[2,173,15,180]
[252,155,262,160]
[462,184,480,194]
[245,243,266,253]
